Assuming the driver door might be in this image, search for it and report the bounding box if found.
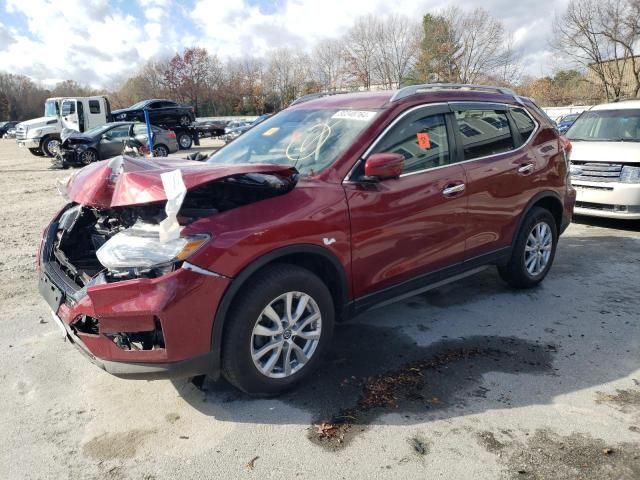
[61,100,79,131]
[344,105,468,301]
[99,125,133,159]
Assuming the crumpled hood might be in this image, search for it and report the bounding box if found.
[60,128,92,144]
[66,155,296,208]
[571,141,640,164]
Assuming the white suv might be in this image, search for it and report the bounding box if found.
[567,100,640,219]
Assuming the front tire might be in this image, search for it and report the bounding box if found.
[222,264,334,395]
[498,207,558,289]
[153,144,169,157]
[79,148,98,165]
[41,136,61,157]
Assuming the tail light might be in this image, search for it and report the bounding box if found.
[167,131,176,139]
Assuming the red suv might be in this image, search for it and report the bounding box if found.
[38,84,575,395]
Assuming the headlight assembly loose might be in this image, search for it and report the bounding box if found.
[96,221,208,271]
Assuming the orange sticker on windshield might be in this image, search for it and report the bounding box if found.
[262,127,279,136]
[417,132,431,149]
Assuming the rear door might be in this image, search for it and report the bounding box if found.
[452,103,538,259]
[86,99,105,129]
[345,105,468,300]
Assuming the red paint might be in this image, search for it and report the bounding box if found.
[67,156,295,207]
[42,89,574,374]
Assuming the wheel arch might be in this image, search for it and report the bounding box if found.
[513,191,563,248]
[208,244,350,379]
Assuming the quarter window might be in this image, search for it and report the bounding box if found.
[510,107,536,142]
[372,113,451,174]
[455,110,514,160]
[89,100,101,114]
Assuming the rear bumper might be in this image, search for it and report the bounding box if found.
[39,220,230,379]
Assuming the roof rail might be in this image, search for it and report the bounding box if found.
[290,91,349,106]
[390,83,518,103]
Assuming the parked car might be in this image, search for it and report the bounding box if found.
[111,99,195,127]
[0,121,18,138]
[38,84,574,395]
[566,100,640,219]
[557,113,581,134]
[57,121,179,166]
[224,113,273,141]
[5,126,17,139]
[194,120,226,138]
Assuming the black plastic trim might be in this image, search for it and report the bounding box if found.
[208,244,350,379]
[351,247,511,315]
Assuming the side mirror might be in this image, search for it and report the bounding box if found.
[364,153,404,180]
[101,134,110,140]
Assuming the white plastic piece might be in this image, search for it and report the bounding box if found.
[331,110,377,121]
[159,169,187,243]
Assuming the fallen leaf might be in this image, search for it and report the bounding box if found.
[246,456,259,471]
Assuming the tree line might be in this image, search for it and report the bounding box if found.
[1,1,639,121]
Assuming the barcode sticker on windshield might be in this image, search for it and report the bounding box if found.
[331,110,377,121]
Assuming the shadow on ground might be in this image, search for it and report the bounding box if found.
[172,231,640,449]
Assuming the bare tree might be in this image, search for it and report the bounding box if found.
[554,0,640,100]
[344,15,380,90]
[373,14,422,88]
[312,38,346,91]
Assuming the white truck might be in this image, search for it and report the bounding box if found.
[16,96,111,157]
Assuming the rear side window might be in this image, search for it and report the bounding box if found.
[89,100,101,114]
[455,110,514,160]
[510,107,536,142]
[372,113,451,174]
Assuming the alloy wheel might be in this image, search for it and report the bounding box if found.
[524,222,553,276]
[250,291,322,379]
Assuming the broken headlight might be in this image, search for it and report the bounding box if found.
[96,221,208,272]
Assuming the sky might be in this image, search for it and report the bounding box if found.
[0,0,571,88]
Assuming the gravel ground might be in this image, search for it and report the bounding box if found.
[0,138,639,480]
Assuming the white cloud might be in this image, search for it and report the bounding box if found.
[0,0,572,87]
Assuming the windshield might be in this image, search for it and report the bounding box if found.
[567,109,640,142]
[44,100,59,117]
[129,100,149,110]
[208,108,379,175]
[84,124,116,137]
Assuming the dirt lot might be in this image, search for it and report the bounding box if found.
[0,138,639,479]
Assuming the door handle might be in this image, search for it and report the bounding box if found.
[518,162,534,175]
[442,183,465,196]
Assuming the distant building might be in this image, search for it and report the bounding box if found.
[586,56,640,99]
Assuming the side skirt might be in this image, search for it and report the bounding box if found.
[349,247,511,317]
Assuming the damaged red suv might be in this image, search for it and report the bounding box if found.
[38,84,575,395]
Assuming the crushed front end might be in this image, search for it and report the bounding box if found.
[38,203,230,378]
[37,156,297,379]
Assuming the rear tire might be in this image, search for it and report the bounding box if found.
[222,264,334,396]
[177,132,192,150]
[498,207,558,289]
[28,148,45,157]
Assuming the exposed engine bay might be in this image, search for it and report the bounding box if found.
[49,172,296,288]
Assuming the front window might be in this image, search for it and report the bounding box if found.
[44,100,59,117]
[85,124,116,137]
[567,109,640,142]
[61,101,76,116]
[129,100,149,109]
[208,109,380,175]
